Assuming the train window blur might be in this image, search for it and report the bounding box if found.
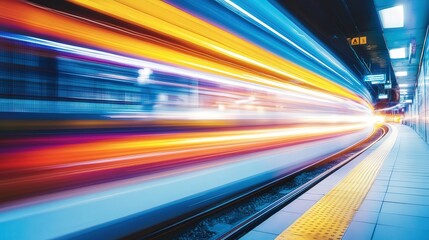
[0,42,50,107]
[0,34,370,122]
[57,57,141,104]
[0,39,202,114]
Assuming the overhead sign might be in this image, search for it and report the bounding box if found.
[348,36,367,45]
[364,74,386,84]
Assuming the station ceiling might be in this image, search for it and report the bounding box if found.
[374,0,429,105]
[279,0,428,109]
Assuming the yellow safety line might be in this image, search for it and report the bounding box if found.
[277,125,397,240]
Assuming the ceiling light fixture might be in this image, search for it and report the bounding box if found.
[379,5,404,28]
[389,47,406,59]
[395,71,408,77]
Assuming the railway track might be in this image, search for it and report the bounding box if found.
[127,125,387,239]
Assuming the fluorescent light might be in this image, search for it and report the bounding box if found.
[389,47,406,59]
[378,94,388,99]
[395,71,408,77]
[404,99,412,103]
[398,84,408,87]
[379,5,404,28]
[137,68,153,84]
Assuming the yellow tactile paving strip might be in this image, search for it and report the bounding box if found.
[276,125,398,240]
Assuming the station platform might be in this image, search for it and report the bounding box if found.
[242,124,429,240]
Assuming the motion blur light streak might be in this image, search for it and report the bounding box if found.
[1,124,368,170]
[169,0,372,103]
[0,123,370,206]
[71,0,367,104]
[0,32,360,110]
[0,129,373,240]
[0,0,376,239]
[0,32,370,119]
[219,0,343,80]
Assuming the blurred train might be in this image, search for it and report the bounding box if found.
[0,32,370,129]
[0,1,376,239]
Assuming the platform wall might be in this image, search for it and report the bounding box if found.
[404,27,429,144]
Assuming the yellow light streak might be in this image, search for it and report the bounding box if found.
[71,0,367,105]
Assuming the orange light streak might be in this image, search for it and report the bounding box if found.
[1,123,368,171]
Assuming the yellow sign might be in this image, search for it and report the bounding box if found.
[349,36,367,45]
